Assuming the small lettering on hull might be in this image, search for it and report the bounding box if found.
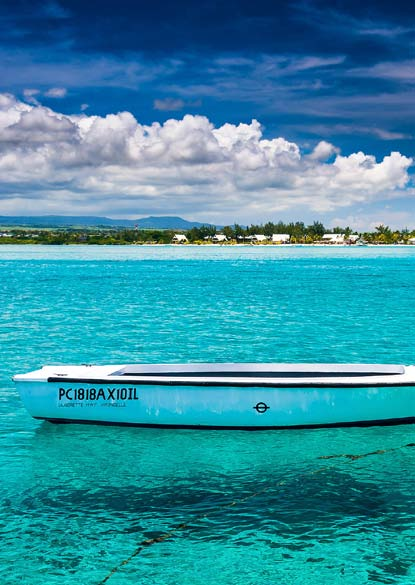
[58,387,139,401]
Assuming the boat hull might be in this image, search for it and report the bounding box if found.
[15,380,415,429]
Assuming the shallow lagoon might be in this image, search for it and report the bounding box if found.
[1,245,414,584]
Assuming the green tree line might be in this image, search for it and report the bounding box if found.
[0,222,413,245]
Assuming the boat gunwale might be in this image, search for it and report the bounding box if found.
[46,375,415,388]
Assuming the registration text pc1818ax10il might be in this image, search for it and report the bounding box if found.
[13,362,415,429]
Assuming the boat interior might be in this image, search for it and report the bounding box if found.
[111,363,405,378]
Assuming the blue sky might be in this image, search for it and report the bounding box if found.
[0,0,414,228]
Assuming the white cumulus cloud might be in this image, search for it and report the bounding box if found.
[309,140,340,161]
[0,94,412,221]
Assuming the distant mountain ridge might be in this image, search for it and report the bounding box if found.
[0,215,216,229]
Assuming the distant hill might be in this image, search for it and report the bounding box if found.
[0,215,216,229]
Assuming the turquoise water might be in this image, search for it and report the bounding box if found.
[1,245,414,584]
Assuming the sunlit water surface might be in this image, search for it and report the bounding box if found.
[0,245,414,584]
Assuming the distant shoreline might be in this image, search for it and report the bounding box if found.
[1,242,414,248]
[1,220,411,245]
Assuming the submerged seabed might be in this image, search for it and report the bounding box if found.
[1,245,414,584]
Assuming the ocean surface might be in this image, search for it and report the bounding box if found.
[1,244,414,584]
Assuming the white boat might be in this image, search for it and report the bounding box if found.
[13,363,415,429]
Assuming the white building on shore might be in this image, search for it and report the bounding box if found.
[272,234,290,244]
[171,234,188,244]
[251,234,268,243]
[322,234,345,244]
[212,234,228,243]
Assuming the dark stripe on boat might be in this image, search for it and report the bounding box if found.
[116,371,401,378]
[47,376,415,388]
[35,416,415,430]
